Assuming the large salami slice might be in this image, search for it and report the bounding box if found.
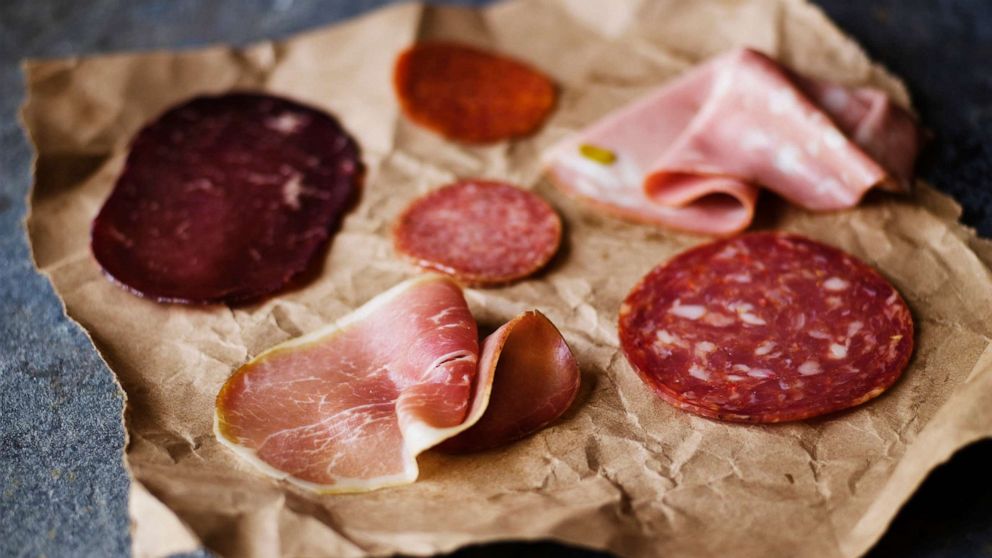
[393,42,557,143]
[618,232,914,423]
[91,93,362,304]
[393,180,562,286]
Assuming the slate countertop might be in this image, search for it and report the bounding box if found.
[1,1,990,557]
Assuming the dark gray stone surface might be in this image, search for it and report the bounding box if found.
[0,1,989,557]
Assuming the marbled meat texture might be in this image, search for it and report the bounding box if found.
[618,232,914,423]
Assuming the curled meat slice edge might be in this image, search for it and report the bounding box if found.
[214,275,579,493]
[543,48,922,235]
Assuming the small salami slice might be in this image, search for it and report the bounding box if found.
[618,232,914,423]
[393,180,561,286]
[91,93,362,304]
[393,42,557,143]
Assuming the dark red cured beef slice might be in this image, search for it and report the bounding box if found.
[91,93,361,304]
[392,180,562,286]
[618,232,914,423]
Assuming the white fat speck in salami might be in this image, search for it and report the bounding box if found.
[618,232,914,423]
[823,277,850,290]
[754,341,776,356]
[670,301,707,320]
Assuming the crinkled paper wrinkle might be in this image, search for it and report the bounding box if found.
[20,0,992,557]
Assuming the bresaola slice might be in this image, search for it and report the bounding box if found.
[544,48,922,235]
[618,233,914,423]
[394,42,557,143]
[91,93,361,304]
[215,276,579,493]
[393,180,562,286]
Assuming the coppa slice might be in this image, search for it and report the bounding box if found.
[91,93,361,304]
[393,180,562,286]
[394,42,557,143]
[618,233,914,423]
[215,276,579,493]
[544,48,922,235]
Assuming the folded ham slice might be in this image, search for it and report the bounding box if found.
[544,48,922,235]
[214,276,579,493]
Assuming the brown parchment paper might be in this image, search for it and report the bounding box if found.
[21,1,992,557]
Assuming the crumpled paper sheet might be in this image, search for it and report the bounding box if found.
[20,0,992,557]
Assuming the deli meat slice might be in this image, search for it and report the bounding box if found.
[439,310,580,453]
[91,93,361,304]
[215,276,579,493]
[618,233,914,423]
[393,180,562,286]
[794,79,921,193]
[544,48,922,235]
[394,42,557,143]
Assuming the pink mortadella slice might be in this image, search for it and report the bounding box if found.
[214,276,579,493]
[545,55,761,236]
[543,48,922,235]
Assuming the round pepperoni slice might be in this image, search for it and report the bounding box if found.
[393,42,556,143]
[393,180,562,286]
[618,232,914,423]
[91,93,362,304]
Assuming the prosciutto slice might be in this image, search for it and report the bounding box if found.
[214,276,579,493]
[544,48,922,235]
